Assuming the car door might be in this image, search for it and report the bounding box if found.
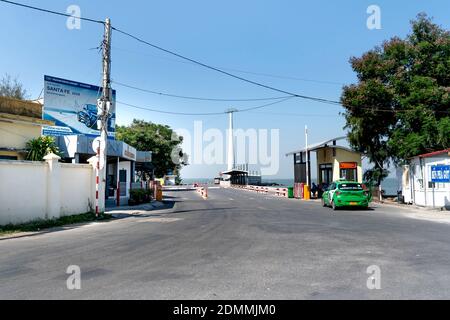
[328,183,337,203]
[322,189,329,204]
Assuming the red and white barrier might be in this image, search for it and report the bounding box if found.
[230,185,289,198]
[196,185,208,199]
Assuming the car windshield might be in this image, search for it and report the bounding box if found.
[338,183,363,191]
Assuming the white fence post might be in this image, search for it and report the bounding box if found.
[87,156,99,213]
[44,153,62,220]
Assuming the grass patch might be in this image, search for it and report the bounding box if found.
[0,212,112,236]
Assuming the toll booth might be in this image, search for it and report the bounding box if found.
[287,136,363,189]
[221,169,248,186]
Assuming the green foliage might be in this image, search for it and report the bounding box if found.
[0,74,28,100]
[175,172,183,185]
[341,13,450,184]
[0,212,111,235]
[129,188,152,205]
[26,136,61,161]
[363,168,389,187]
[116,119,188,178]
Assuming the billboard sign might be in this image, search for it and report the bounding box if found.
[43,75,116,138]
[431,165,450,183]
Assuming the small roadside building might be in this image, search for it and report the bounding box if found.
[286,136,363,187]
[55,134,152,207]
[0,97,54,160]
[220,164,262,187]
[401,149,450,209]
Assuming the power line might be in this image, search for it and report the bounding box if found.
[247,111,341,118]
[116,101,226,116]
[1,1,343,105]
[112,80,292,102]
[238,97,295,112]
[116,97,293,116]
[4,1,447,116]
[112,27,343,106]
[111,46,344,86]
[0,0,104,24]
[216,67,345,86]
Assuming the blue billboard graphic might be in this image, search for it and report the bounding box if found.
[43,75,116,138]
[431,165,450,183]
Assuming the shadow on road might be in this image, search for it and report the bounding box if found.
[171,207,237,214]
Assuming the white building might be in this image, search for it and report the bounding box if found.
[402,149,450,209]
[55,135,152,207]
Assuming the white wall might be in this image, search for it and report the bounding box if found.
[60,163,94,215]
[404,155,450,208]
[0,156,96,225]
[0,161,48,224]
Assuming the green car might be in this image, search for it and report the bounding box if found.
[322,180,371,210]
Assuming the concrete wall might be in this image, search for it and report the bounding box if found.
[0,155,96,225]
[60,163,94,215]
[0,160,48,224]
[0,122,41,159]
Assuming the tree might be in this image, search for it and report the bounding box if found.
[341,13,450,185]
[26,136,61,161]
[0,74,28,100]
[116,120,187,178]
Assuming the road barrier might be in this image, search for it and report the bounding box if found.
[230,184,289,198]
[294,183,304,199]
[196,185,208,199]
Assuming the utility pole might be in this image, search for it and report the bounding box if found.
[305,125,309,187]
[96,17,112,216]
[226,108,237,171]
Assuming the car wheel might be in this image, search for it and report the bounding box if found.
[322,198,327,207]
[332,200,338,211]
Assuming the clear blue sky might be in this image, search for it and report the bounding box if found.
[1,0,449,179]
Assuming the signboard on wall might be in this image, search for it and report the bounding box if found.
[122,144,136,161]
[42,75,116,138]
[339,162,357,169]
[431,165,450,183]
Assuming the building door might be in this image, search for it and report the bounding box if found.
[119,169,127,196]
[106,163,116,198]
[319,164,333,185]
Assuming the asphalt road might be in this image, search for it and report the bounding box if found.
[1,187,450,299]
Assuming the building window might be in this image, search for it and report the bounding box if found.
[339,162,357,181]
[340,169,356,181]
[0,155,18,160]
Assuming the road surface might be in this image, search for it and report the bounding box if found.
[1,187,450,299]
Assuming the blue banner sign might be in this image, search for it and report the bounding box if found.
[431,165,450,183]
[43,75,116,138]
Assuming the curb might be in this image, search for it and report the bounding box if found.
[374,200,450,212]
[0,219,111,241]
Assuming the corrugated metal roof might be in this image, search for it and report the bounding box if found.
[416,149,450,159]
[285,136,347,156]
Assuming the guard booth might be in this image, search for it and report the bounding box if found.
[286,137,363,197]
[55,134,152,206]
[221,169,248,186]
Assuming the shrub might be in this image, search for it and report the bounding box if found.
[129,189,152,205]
